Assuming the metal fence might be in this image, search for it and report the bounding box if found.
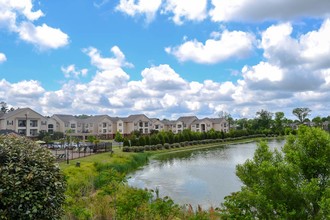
[50,142,113,163]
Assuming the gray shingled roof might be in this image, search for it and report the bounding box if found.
[177,116,198,124]
[0,108,45,120]
[123,114,150,122]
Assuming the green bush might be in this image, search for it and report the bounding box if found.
[0,135,66,219]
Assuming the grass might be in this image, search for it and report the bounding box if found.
[59,136,284,219]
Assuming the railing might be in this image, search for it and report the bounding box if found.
[49,142,113,163]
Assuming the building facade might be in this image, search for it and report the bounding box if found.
[0,108,230,139]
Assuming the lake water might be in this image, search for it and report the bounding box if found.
[127,139,286,208]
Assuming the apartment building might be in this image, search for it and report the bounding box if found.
[0,107,230,139]
[116,114,152,136]
[51,114,116,139]
[191,118,229,133]
[0,108,49,137]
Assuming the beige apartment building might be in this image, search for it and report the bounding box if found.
[0,108,49,137]
[0,108,229,139]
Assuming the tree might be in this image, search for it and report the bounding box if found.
[273,111,285,134]
[255,109,273,130]
[0,135,66,219]
[221,126,330,219]
[0,101,8,113]
[292,107,311,123]
[114,131,124,143]
[312,116,323,127]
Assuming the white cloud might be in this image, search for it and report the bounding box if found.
[0,53,7,63]
[0,0,69,50]
[18,22,69,50]
[83,46,133,71]
[141,64,188,90]
[116,0,162,23]
[209,0,330,22]
[166,29,255,64]
[61,65,88,78]
[162,0,208,25]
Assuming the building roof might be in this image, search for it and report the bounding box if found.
[0,108,45,120]
[191,118,213,125]
[177,116,198,125]
[123,114,150,122]
[208,118,226,124]
[52,114,79,123]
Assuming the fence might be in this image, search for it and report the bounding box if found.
[50,142,113,163]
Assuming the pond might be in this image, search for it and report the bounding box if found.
[127,139,286,208]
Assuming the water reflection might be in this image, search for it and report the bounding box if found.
[128,139,285,208]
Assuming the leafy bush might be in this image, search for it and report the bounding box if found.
[0,135,66,219]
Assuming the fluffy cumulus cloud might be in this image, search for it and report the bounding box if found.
[0,0,69,50]
[61,65,88,78]
[162,0,208,25]
[242,19,330,93]
[4,16,330,118]
[166,29,255,64]
[209,0,330,22]
[0,52,6,63]
[116,0,162,22]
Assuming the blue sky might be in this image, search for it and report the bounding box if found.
[1,0,330,119]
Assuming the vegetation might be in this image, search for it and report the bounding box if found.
[0,135,66,219]
[220,126,330,219]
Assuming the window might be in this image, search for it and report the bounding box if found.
[144,128,148,134]
[41,121,47,126]
[71,124,76,128]
[18,129,26,135]
[139,128,143,133]
[139,122,143,127]
[196,124,199,128]
[18,120,26,127]
[103,123,107,128]
[30,129,38,136]
[7,120,13,125]
[155,125,159,129]
[48,124,54,129]
[103,129,107,133]
[183,124,186,128]
[30,120,38,127]
[177,124,182,128]
[119,129,122,132]
[145,122,148,127]
[224,123,227,127]
[119,123,122,126]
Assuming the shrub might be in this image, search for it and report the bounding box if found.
[0,135,66,219]
[164,143,170,149]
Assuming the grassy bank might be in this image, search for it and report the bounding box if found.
[60,136,284,219]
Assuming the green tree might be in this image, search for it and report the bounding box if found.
[273,111,285,134]
[114,131,124,143]
[0,135,66,219]
[255,109,273,131]
[292,107,311,123]
[0,101,8,113]
[221,126,330,219]
[312,116,323,127]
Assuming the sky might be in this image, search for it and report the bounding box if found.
[0,0,330,120]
